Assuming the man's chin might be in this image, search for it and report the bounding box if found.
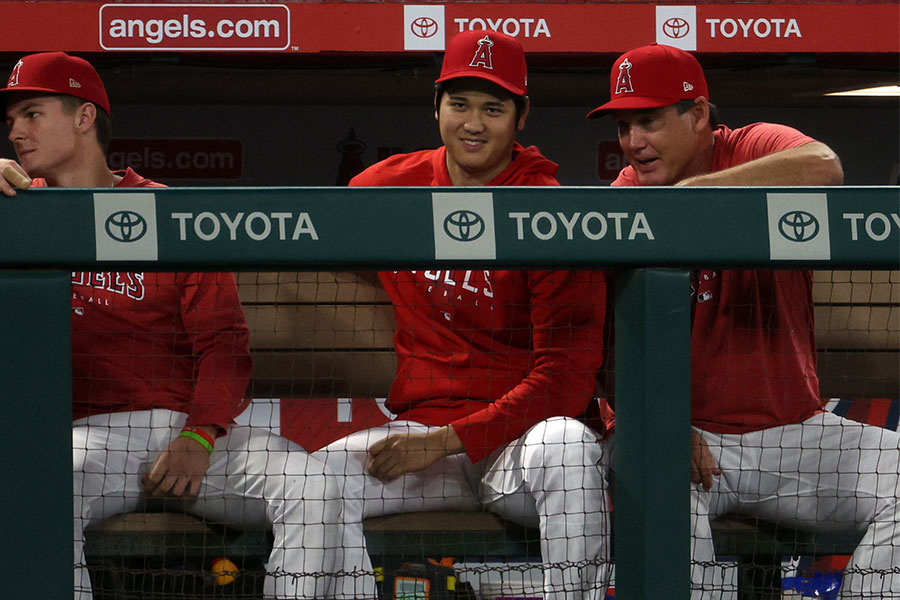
[16,159,39,177]
[450,155,492,175]
[635,170,673,187]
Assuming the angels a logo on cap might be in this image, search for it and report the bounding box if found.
[469,35,495,70]
[615,58,634,95]
[8,60,23,87]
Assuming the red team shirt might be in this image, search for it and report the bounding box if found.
[35,169,253,430]
[614,123,825,433]
[351,144,607,461]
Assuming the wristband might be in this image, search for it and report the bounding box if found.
[179,427,215,454]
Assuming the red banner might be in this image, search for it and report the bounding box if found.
[597,141,627,182]
[99,4,290,51]
[0,2,895,53]
[108,139,243,180]
[279,398,392,452]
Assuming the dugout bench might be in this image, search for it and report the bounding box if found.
[83,510,865,600]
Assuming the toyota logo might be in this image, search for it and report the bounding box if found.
[105,210,147,243]
[411,17,439,39]
[778,211,819,242]
[444,210,485,242]
[663,17,691,39]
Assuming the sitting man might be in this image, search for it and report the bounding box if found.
[314,31,611,600]
[1,51,374,600]
[587,43,899,599]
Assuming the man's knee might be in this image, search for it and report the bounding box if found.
[522,417,605,469]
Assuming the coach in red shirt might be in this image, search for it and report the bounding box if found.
[588,43,899,599]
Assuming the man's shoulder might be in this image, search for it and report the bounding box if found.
[610,168,639,187]
[116,167,166,188]
[500,143,560,186]
[711,122,818,171]
[716,122,816,149]
[350,149,438,187]
[29,168,165,188]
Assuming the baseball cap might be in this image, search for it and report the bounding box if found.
[0,52,110,115]
[435,30,527,97]
[586,43,708,118]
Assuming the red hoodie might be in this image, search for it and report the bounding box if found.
[350,143,560,187]
[351,144,606,461]
[36,168,253,431]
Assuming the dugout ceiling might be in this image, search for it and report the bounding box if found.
[0,1,896,109]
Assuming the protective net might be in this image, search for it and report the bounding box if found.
[74,267,897,599]
[686,268,900,600]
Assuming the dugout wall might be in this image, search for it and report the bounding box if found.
[1,185,897,599]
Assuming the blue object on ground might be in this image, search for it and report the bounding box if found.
[781,572,843,598]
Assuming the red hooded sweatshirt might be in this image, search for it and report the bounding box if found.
[351,144,606,461]
[36,168,253,431]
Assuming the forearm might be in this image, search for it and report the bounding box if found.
[182,273,253,427]
[677,142,843,187]
[451,366,597,462]
[188,351,253,428]
[453,271,605,461]
[190,424,221,438]
[432,425,465,456]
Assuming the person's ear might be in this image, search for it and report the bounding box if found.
[75,102,97,133]
[517,97,531,131]
[690,97,710,133]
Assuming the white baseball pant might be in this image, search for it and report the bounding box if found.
[74,409,375,600]
[313,416,611,600]
[691,411,900,599]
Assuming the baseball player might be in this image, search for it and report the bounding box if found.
[312,31,611,600]
[588,43,900,599]
[1,52,374,600]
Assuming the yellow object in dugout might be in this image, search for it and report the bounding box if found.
[211,557,239,586]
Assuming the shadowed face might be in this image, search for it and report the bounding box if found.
[613,100,709,186]
[6,92,83,179]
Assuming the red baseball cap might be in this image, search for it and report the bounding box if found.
[0,52,110,115]
[435,30,527,97]
[586,44,708,118]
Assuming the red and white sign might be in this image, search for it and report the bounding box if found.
[404,5,445,51]
[237,397,897,454]
[108,139,243,180]
[236,397,394,452]
[0,3,893,54]
[99,4,290,51]
[657,5,697,51]
[597,141,627,182]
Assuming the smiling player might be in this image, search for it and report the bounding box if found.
[314,30,611,600]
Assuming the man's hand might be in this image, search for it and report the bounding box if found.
[0,159,31,197]
[142,431,213,498]
[690,429,721,491]
[366,426,464,482]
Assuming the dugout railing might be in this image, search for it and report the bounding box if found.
[1,185,897,599]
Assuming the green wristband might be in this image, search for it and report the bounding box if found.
[179,430,214,454]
